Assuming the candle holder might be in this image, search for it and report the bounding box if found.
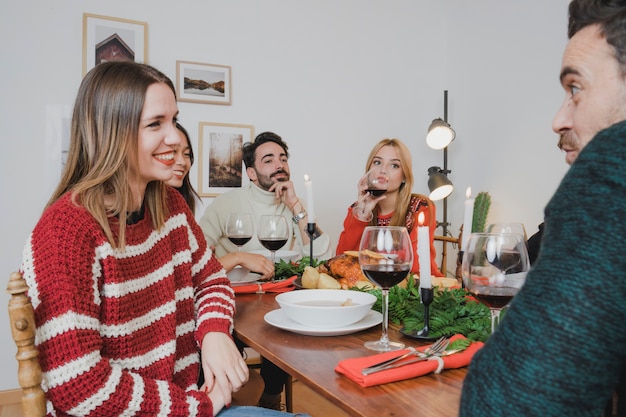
[400,287,437,341]
[306,222,316,266]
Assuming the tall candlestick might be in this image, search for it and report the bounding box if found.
[462,187,475,251]
[417,212,431,289]
[304,174,315,223]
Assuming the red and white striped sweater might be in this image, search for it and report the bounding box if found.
[20,188,233,416]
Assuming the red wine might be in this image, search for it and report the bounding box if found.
[228,235,252,246]
[259,238,288,251]
[366,189,386,197]
[470,286,518,309]
[361,265,410,289]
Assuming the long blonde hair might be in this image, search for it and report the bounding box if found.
[47,62,176,248]
[364,138,414,226]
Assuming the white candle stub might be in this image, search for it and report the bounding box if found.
[462,187,475,251]
[417,212,432,288]
[304,174,315,223]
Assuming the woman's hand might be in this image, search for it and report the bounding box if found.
[200,332,249,407]
[236,253,275,280]
[354,173,385,222]
[218,252,275,280]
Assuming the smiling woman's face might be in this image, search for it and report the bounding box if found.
[132,82,180,190]
[167,129,192,188]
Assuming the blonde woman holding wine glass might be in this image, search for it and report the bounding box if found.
[337,138,443,276]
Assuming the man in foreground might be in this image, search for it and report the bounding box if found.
[460,1,626,415]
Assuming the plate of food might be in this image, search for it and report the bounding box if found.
[227,267,262,286]
[264,309,382,336]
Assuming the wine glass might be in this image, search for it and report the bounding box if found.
[462,233,530,333]
[226,212,254,252]
[364,167,389,197]
[486,222,528,243]
[359,226,413,352]
[257,215,289,263]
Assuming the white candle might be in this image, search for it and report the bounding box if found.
[304,174,315,223]
[417,212,431,289]
[462,187,475,251]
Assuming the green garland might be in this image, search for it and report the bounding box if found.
[365,276,492,342]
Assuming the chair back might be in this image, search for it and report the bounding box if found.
[7,271,46,417]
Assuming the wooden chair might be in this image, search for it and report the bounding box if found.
[6,271,46,417]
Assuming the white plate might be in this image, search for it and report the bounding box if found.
[227,267,262,286]
[264,309,382,336]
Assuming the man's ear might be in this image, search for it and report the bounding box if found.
[246,166,257,182]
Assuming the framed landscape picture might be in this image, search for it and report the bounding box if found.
[177,61,232,105]
[198,122,254,197]
[82,13,147,75]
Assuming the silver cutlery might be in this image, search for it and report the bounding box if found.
[361,336,449,375]
[362,347,462,375]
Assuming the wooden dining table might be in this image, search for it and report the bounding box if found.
[234,292,467,417]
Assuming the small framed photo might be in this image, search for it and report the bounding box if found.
[198,122,254,197]
[176,60,232,105]
[82,13,148,75]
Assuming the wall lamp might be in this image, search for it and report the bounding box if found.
[427,166,453,201]
[426,118,456,150]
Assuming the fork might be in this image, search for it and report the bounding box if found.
[361,337,449,375]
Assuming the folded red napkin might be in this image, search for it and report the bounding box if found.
[335,334,483,387]
[233,275,297,294]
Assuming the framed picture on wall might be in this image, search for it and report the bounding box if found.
[82,13,148,76]
[176,61,232,105]
[198,122,254,197]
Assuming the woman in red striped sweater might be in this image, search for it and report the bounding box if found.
[20,61,304,417]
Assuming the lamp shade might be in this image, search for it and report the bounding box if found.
[426,118,456,150]
[427,166,454,201]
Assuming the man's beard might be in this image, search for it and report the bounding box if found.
[257,170,289,190]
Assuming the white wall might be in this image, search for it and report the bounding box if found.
[0,0,570,390]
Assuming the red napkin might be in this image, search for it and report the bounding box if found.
[233,275,297,294]
[335,334,483,387]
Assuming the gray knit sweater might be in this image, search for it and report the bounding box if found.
[459,120,626,416]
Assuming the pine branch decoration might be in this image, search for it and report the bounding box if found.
[472,191,491,233]
[364,276,491,342]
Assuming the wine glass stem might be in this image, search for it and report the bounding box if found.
[271,251,276,264]
[380,288,390,346]
[490,308,501,333]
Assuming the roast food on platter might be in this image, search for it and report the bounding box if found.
[299,251,461,291]
[300,252,373,290]
[324,253,371,289]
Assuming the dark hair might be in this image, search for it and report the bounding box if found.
[242,131,289,168]
[568,0,626,75]
[174,123,201,214]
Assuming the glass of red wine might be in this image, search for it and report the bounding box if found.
[462,233,529,333]
[364,167,389,197]
[226,212,254,252]
[257,215,289,263]
[359,226,413,351]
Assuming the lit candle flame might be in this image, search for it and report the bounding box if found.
[466,186,472,199]
[418,211,425,226]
